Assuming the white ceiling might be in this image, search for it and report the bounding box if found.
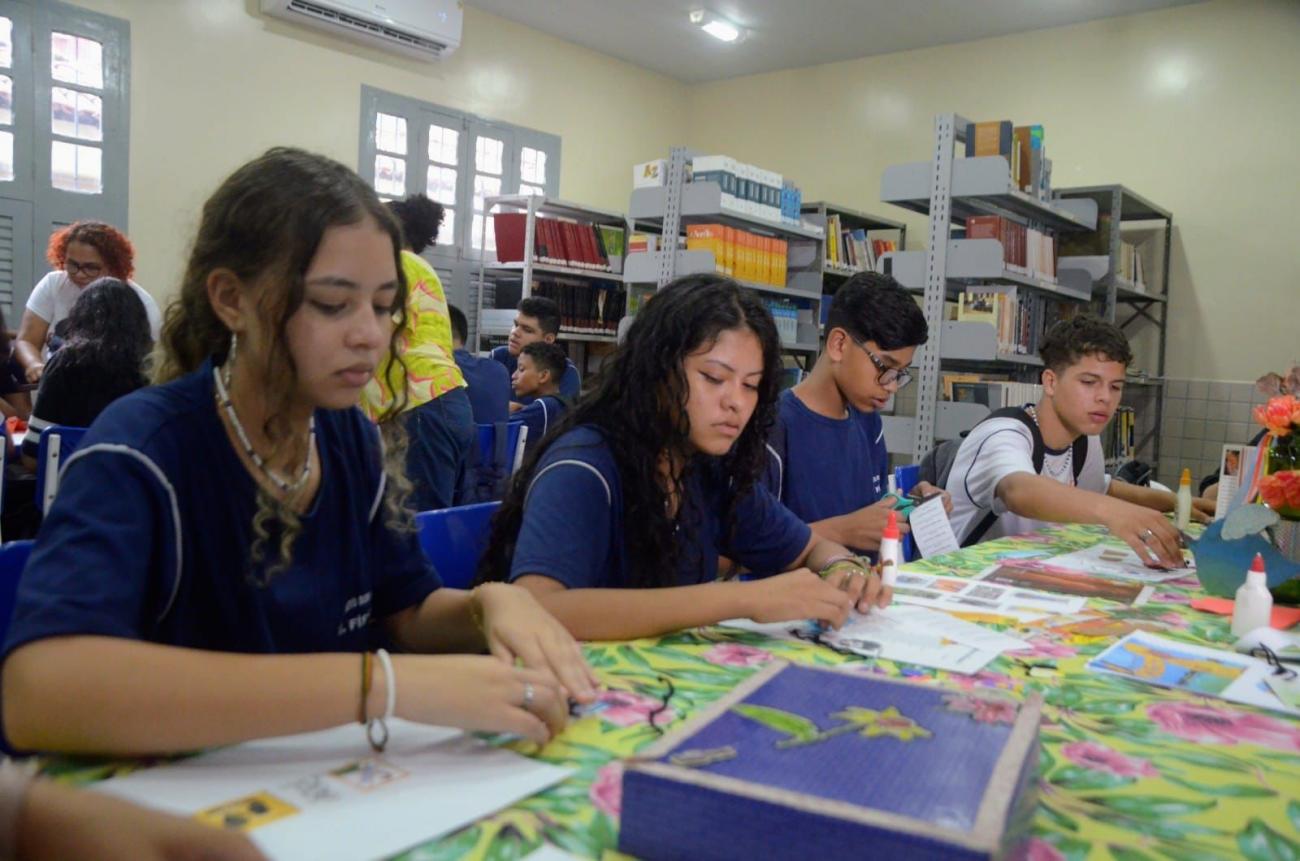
[467,0,1204,83]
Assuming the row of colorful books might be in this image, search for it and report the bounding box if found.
[530,278,626,337]
[953,286,1081,356]
[942,373,1043,409]
[631,154,805,227]
[965,216,1058,281]
[825,215,897,272]
[965,119,1051,201]
[493,213,625,272]
[685,224,790,287]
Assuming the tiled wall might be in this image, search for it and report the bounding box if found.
[1158,379,1266,490]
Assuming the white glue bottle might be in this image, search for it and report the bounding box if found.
[1231,553,1273,637]
[879,509,901,588]
[1175,468,1193,530]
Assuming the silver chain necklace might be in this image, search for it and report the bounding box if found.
[213,336,316,496]
[1026,404,1074,484]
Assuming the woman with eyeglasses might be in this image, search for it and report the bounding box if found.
[763,273,949,555]
[14,221,161,384]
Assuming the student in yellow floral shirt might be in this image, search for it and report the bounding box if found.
[363,194,475,511]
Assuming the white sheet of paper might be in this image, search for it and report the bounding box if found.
[907,495,961,559]
[95,721,572,861]
[1039,544,1191,584]
[884,604,1029,652]
[720,608,1002,675]
[1087,631,1298,715]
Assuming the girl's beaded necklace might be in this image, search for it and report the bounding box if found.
[213,336,315,496]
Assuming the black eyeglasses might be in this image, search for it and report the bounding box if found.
[850,339,912,389]
[65,260,104,278]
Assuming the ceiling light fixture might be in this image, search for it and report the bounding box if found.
[689,9,745,43]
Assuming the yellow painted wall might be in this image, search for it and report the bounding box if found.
[685,0,1300,381]
[64,0,1298,380]
[63,0,689,304]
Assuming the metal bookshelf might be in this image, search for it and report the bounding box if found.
[1055,184,1174,472]
[472,194,629,347]
[626,146,825,355]
[800,201,907,286]
[880,113,1100,461]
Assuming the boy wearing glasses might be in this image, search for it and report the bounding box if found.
[764,273,940,554]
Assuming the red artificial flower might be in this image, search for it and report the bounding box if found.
[1254,395,1299,437]
[1260,470,1300,510]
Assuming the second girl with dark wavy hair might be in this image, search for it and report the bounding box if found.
[479,274,892,640]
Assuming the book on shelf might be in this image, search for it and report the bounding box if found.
[940,372,982,400]
[1104,406,1137,461]
[955,286,1081,356]
[947,379,1043,409]
[688,154,791,225]
[685,223,788,287]
[493,213,624,273]
[530,278,627,337]
[1058,214,1147,290]
[965,216,1058,281]
[965,120,1052,201]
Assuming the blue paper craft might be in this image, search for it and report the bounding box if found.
[619,662,1042,861]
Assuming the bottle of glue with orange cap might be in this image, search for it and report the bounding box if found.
[1175,468,1193,530]
[879,509,901,588]
[1231,553,1272,637]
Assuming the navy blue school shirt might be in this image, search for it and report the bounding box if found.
[490,345,581,400]
[508,425,811,588]
[763,389,889,554]
[514,395,566,451]
[454,347,511,424]
[2,358,440,659]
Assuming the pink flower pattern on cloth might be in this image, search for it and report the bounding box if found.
[587,761,623,818]
[1147,701,1300,752]
[595,689,677,729]
[1061,741,1158,778]
[702,643,776,668]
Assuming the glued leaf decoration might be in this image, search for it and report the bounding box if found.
[1221,504,1280,541]
[730,704,821,743]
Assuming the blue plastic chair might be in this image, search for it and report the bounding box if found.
[0,539,33,645]
[35,425,89,513]
[415,501,501,589]
[458,421,527,504]
[893,463,920,562]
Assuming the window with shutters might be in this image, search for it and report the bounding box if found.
[0,1,129,320]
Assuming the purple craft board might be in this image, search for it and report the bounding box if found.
[619,662,1041,861]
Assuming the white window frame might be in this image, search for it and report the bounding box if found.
[358,86,560,285]
[0,0,129,319]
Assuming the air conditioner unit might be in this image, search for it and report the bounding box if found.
[261,0,462,62]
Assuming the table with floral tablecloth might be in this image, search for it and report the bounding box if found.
[48,524,1300,860]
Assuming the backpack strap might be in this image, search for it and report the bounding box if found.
[1071,433,1089,481]
[960,406,1043,547]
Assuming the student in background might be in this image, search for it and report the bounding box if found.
[449,304,510,425]
[1,148,594,757]
[490,296,580,400]
[0,308,31,420]
[361,194,475,512]
[766,273,946,554]
[478,274,890,641]
[510,341,568,450]
[15,221,161,382]
[22,278,152,461]
[943,315,1208,566]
